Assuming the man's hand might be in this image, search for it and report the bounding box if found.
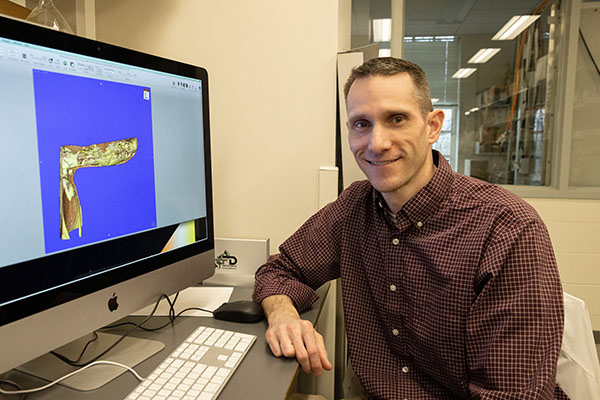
[261,295,332,376]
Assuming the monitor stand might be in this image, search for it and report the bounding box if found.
[15,332,164,391]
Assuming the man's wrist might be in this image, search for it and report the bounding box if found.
[261,295,300,325]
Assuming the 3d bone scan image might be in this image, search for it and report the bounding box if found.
[33,70,157,254]
[59,138,138,240]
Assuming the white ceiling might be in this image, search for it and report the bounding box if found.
[404,0,543,36]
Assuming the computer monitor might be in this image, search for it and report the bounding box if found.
[0,15,215,376]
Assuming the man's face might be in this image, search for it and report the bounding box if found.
[346,73,443,207]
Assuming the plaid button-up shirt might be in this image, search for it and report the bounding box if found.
[254,152,567,399]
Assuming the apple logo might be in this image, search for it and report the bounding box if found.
[108,293,119,312]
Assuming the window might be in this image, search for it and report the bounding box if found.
[350,0,600,198]
[404,36,460,169]
[569,4,600,187]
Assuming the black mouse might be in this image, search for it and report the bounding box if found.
[212,300,265,323]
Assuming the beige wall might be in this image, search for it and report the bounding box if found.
[94,1,339,252]
[525,198,600,330]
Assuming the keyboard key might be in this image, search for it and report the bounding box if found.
[235,342,249,352]
[192,364,207,374]
[177,383,190,391]
[149,383,162,392]
[201,366,217,379]
[204,382,219,393]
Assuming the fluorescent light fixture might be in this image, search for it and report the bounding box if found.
[452,68,477,79]
[415,36,434,42]
[492,15,540,40]
[378,48,391,57]
[431,98,440,104]
[468,48,501,64]
[373,18,392,42]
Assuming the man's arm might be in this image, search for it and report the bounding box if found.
[261,295,331,376]
[253,187,355,375]
[467,219,565,399]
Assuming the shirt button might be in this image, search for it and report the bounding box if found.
[392,329,399,336]
[402,366,409,373]
[392,238,400,245]
[390,284,397,292]
[416,221,423,228]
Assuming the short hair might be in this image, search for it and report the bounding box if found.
[343,57,433,117]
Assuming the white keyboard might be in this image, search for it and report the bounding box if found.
[125,326,256,400]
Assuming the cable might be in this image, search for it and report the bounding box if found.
[2,293,215,396]
[50,293,169,367]
[0,361,143,396]
[579,29,600,79]
[100,306,214,332]
[51,293,215,367]
[0,379,26,399]
[49,332,99,365]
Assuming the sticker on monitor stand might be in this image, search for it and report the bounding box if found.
[215,250,238,270]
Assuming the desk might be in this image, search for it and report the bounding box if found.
[0,285,330,399]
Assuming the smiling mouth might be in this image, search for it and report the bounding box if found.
[366,157,400,166]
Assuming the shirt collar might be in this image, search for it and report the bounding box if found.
[372,150,454,229]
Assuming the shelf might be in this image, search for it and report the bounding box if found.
[0,0,30,19]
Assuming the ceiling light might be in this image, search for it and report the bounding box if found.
[431,98,440,103]
[468,48,501,64]
[372,18,392,42]
[492,15,540,41]
[452,68,477,79]
[378,48,391,57]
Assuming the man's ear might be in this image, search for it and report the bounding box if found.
[427,109,445,144]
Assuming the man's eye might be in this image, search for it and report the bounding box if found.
[392,115,406,124]
[353,120,369,129]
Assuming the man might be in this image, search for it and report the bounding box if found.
[253,57,567,399]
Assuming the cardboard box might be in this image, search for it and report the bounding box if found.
[0,0,30,19]
[464,159,488,180]
[479,126,499,144]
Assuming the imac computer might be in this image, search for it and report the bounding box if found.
[0,14,215,378]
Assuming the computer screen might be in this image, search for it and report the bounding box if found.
[0,15,215,374]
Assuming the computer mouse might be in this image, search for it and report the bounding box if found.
[212,300,265,323]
